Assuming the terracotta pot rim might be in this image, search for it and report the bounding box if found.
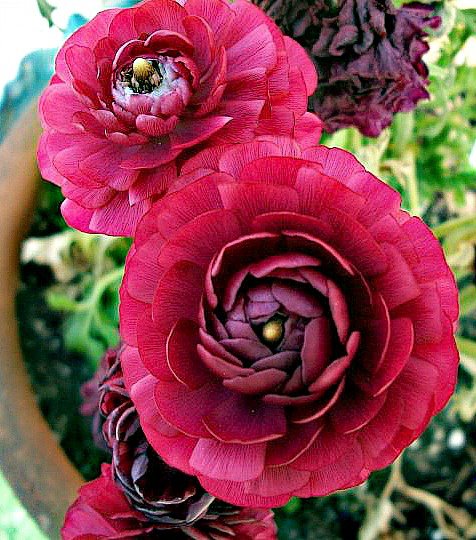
[0,101,83,539]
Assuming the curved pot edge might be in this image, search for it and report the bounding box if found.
[0,100,83,539]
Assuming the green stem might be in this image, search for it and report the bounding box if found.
[407,148,420,216]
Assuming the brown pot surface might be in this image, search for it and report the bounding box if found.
[0,101,83,539]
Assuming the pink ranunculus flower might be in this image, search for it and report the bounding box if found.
[37,0,321,236]
[119,137,458,507]
[62,464,277,539]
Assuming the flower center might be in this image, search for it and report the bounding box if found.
[118,57,163,94]
[261,317,285,345]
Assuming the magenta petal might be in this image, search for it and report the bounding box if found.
[389,356,439,431]
[226,23,277,76]
[198,344,253,379]
[157,209,242,271]
[224,368,288,395]
[358,393,404,463]
[182,15,214,72]
[190,439,266,481]
[251,351,299,372]
[394,282,444,345]
[170,116,233,150]
[120,345,148,391]
[64,45,99,92]
[328,280,349,343]
[281,366,303,395]
[203,395,286,443]
[89,193,152,236]
[355,292,391,373]
[308,331,360,393]
[218,182,300,223]
[133,0,186,35]
[291,427,355,472]
[301,317,332,385]
[166,318,212,389]
[136,114,179,137]
[224,320,256,340]
[329,386,387,434]
[120,142,179,169]
[152,260,204,334]
[39,84,88,133]
[371,244,420,310]
[290,378,346,424]
[299,268,329,296]
[245,300,280,320]
[199,328,243,367]
[413,316,458,412]
[265,420,324,467]
[249,253,321,279]
[154,379,228,438]
[354,318,414,396]
[244,465,310,498]
[128,163,176,205]
[238,156,307,187]
[60,200,95,234]
[144,29,194,54]
[185,0,235,45]
[302,441,364,496]
[283,36,317,95]
[136,307,174,382]
[219,338,271,362]
[271,281,324,318]
[123,236,161,303]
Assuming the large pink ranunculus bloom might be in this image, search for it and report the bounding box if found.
[119,137,458,507]
[62,464,277,539]
[38,0,320,236]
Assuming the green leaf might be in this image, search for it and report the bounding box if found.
[456,336,476,378]
[459,284,476,316]
[432,215,476,238]
[36,0,56,27]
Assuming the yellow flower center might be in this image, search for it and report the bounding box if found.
[262,319,284,344]
[132,58,155,80]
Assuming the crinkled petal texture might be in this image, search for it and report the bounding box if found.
[38,0,321,236]
[253,0,440,137]
[120,139,459,507]
[62,464,277,539]
[97,346,217,527]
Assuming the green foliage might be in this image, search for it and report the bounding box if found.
[41,231,130,369]
[36,0,56,27]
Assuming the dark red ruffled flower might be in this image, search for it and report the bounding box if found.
[62,464,277,539]
[98,345,216,526]
[66,346,277,539]
[252,0,440,136]
[38,0,321,236]
[80,347,114,451]
[120,136,458,507]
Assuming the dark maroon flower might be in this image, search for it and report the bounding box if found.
[120,137,458,507]
[253,0,440,136]
[65,346,278,539]
[98,345,216,526]
[62,464,277,539]
[38,0,321,236]
[80,347,115,451]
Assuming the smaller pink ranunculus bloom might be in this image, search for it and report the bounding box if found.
[119,136,458,508]
[62,464,277,539]
[38,0,321,236]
